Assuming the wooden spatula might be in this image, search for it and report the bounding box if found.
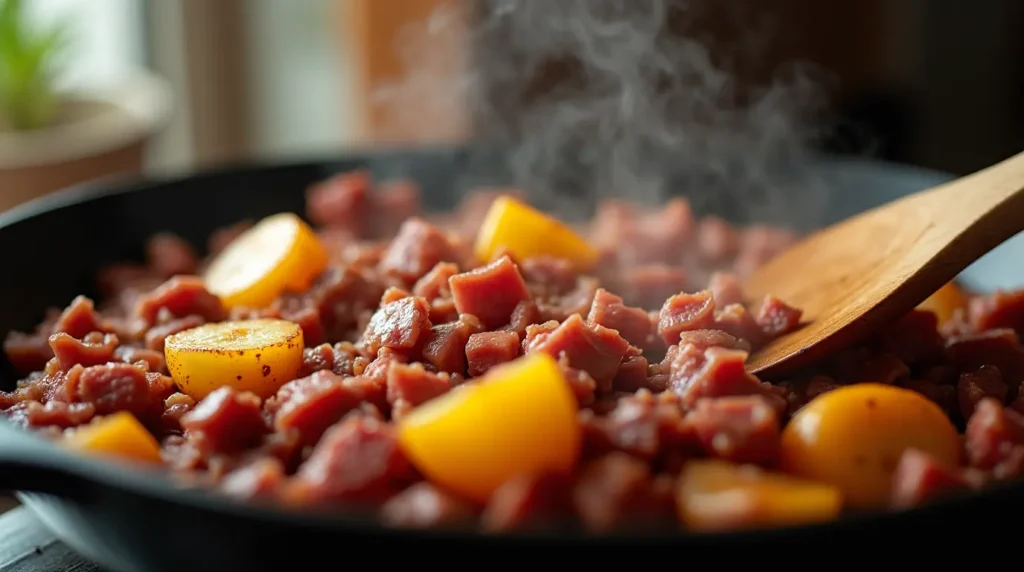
[744,151,1024,376]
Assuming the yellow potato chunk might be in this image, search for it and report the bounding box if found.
[397,353,581,503]
[916,281,968,325]
[63,412,162,464]
[204,212,328,309]
[474,196,598,270]
[164,318,304,400]
[780,383,960,509]
[677,460,842,532]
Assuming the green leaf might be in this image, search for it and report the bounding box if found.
[0,0,69,131]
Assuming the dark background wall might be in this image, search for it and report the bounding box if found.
[471,0,1024,176]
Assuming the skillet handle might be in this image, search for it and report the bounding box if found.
[0,420,86,498]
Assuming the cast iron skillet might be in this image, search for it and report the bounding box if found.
[1,146,1022,571]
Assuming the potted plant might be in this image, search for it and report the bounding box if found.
[0,0,172,212]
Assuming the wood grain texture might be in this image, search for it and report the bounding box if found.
[0,508,102,572]
[745,150,1024,375]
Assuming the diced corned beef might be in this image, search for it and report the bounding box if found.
[54,296,109,340]
[698,216,740,264]
[181,387,267,454]
[290,265,386,344]
[611,355,649,392]
[733,225,796,277]
[945,329,1024,386]
[504,300,541,337]
[31,364,81,403]
[271,371,367,446]
[379,218,456,284]
[330,343,361,377]
[3,401,96,429]
[540,277,599,323]
[3,330,53,375]
[481,473,573,532]
[607,198,693,267]
[712,304,763,348]
[360,296,432,355]
[465,331,521,377]
[413,262,460,322]
[678,329,749,353]
[421,317,480,375]
[144,315,205,352]
[685,396,780,464]
[586,288,651,347]
[71,362,153,416]
[380,482,478,528]
[969,290,1024,334]
[580,391,692,460]
[890,448,972,509]
[804,375,838,401]
[670,346,784,413]
[964,398,1024,477]
[134,276,227,327]
[843,353,910,385]
[159,434,205,472]
[305,170,370,232]
[449,256,531,329]
[520,257,579,297]
[114,346,165,373]
[523,314,630,391]
[48,332,119,370]
[902,379,956,413]
[219,457,286,500]
[922,365,958,386]
[708,272,743,307]
[386,362,450,407]
[589,198,636,252]
[362,348,406,382]
[618,265,689,310]
[881,310,944,366]
[300,344,336,377]
[658,290,715,345]
[161,392,196,434]
[412,262,459,299]
[372,179,423,238]
[379,287,411,306]
[572,453,651,532]
[146,372,177,404]
[754,295,803,338]
[146,233,198,278]
[957,365,1008,419]
[290,416,416,504]
[298,342,363,379]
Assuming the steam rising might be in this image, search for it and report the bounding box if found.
[371,0,832,226]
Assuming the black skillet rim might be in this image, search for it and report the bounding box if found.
[0,147,1000,545]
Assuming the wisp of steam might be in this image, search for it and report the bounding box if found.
[370,0,832,227]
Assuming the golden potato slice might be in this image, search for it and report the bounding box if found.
[780,383,960,509]
[474,196,598,270]
[677,459,842,532]
[164,318,304,400]
[916,280,968,324]
[203,212,328,309]
[397,353,581,503]
[63,412,162,464]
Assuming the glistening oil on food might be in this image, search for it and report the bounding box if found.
[2,171,1021,533]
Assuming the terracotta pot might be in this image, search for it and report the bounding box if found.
[0,70,173,213]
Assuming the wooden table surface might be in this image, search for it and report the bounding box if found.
[0,507,102,572]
